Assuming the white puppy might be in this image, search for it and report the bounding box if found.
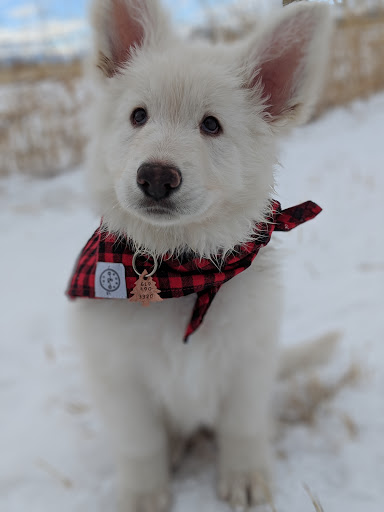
[70,1,331,511]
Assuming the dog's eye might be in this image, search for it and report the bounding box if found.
[201,116,221,136]
[131,108,148,127]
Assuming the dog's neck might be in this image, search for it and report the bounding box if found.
[100,196,272,261]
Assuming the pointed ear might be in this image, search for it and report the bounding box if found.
[242,3,332,128]
[90,0,170,78]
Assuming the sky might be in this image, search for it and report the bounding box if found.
[0,0,314,60]
[0,0,257,27]
[0,0,268,30]
[0,0,243,59]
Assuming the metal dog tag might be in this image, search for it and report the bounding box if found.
[129,270,163,307]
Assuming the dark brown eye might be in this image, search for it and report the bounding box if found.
[201,116,221,136]
[131,108,148,127]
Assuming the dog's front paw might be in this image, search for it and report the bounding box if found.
[218,434,274,510]
[218,469,273,510]
[118,488,171,512]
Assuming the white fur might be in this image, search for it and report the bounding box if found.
[70,1,332,510]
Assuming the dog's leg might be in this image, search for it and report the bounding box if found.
[92,377,170,512]
[217,359,277,509]
[214,269,280,509]
[71,304,171,512]
[111,387,170,512]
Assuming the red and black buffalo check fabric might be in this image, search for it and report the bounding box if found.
[67,200,321,342]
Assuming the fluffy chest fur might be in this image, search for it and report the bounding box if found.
[71,245,281,434]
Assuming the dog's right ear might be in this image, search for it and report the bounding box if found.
[90,0,170,78]
[240,2,332,129]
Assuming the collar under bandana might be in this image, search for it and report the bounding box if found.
[67,200,321,342]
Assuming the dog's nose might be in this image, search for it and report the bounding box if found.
[137,163,182,201]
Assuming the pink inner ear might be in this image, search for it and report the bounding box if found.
[109,0,145,69]
[260,50,301,118]
[256,12,315,118]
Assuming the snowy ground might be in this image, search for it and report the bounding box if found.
[1,93,384,512]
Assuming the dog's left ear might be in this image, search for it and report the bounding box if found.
[91,0,171,78]
[241,2,332,128]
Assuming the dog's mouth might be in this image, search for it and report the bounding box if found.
[136,198,182,221]
[118,186,216,226]
[143,205,177,216]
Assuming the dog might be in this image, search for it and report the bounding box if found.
[69,1,332,510]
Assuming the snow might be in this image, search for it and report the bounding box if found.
[1,93,384,512]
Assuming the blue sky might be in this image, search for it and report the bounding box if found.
[0,0,235,28]
[0,1,86,27]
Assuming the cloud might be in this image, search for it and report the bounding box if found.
[0,18,88,59]
[7,3,39,21]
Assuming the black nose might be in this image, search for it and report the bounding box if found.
[137,163,182,201]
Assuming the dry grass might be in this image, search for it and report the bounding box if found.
[0,61,89,177]
[318,7,384,114]
[36,457,73,489]
[278,362,362,425]
[304,485,325,512]
[0,59,83,85]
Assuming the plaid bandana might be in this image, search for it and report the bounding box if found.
[67,200,321,342]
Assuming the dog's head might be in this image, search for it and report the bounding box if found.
[88,0,331,257]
